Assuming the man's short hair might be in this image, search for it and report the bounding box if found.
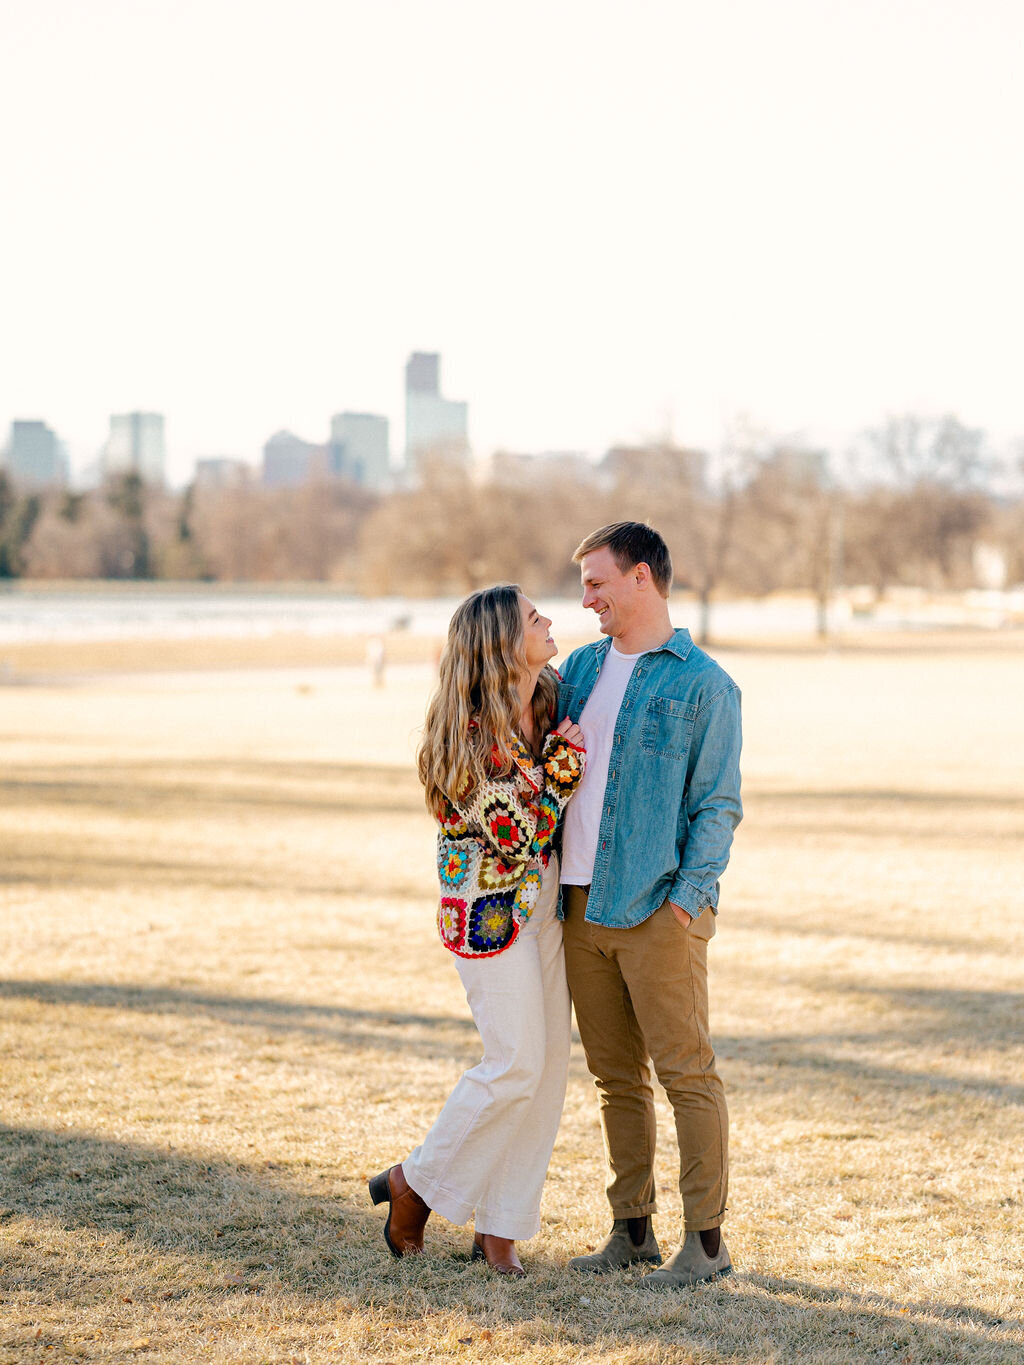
[572,521,673,597]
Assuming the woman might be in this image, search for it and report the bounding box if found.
[369,584,585,1276]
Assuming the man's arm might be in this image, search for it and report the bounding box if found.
[669,683,743,924]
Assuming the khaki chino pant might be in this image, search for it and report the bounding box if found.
[562,885,728,1232]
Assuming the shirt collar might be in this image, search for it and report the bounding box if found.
[593,626,693,662]
[653,627,694,660]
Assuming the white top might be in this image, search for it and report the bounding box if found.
[560,646,642,885]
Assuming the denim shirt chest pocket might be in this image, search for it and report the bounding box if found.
[640,695,698,761]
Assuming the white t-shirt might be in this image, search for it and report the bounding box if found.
[560,646,642,885]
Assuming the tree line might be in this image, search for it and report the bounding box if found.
[2,414,1021,639]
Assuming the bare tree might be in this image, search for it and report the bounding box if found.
[866,413,989,488]
[732,445,842,637]
[0,473,42,578]
[358,457,483,595]
[23,490,146,579]
[850,414,994,593]
[480,459,609,595]
[600,441,740,644]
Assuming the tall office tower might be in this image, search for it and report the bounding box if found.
[405,351,440,395]
[261,430,329,487]
[5,420,67,485]
[404,351,469,474]
[329,412,390,488]
[103,412,166,483]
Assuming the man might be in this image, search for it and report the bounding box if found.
[558,521,742,1288]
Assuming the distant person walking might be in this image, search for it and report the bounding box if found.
[557,522,742,1288]
[369,585,585,1276]
[366,635,386,687]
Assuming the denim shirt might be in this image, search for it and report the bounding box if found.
[557,628,742,928]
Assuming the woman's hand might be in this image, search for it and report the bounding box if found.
[554,716,584,749]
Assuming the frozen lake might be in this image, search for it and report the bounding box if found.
[0,583,1017,643]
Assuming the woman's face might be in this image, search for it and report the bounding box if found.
[518,594,557,670]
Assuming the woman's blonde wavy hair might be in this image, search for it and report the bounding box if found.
[418,584,559,817]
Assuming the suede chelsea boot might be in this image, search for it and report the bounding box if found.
[569,1218,662,1273]
[642,1230,732,1288]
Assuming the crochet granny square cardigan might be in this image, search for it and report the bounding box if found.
[434,728,586,958]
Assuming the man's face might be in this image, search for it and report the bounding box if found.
[579,546,639,639]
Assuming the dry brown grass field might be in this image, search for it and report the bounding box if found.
[2,631,1023,1364]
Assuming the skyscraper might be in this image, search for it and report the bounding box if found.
[5,420,67,486]
[103,412,166,483]
[329,412,390,488]
[405,352,440,395]
[260,430,333,487]
[404,351,469,474]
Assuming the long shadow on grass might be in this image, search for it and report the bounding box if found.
[722,980,1024,1109]
[0,978,477,1059]
[743,790,1024,846]
[2,1126,1020,1360]
[741,1045,1024,1110]
[747,788,1024,809]
[732,908,1000,953]
[4,976,1022,1106]
[735,981,1024,1057]
[0,760,426,819]
[11,767,1024,824]
[2,845,428,898]
[837,983,1024,1048]
[0,1121,408,1301]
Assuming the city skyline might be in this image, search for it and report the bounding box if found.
[3,368,1018,495]
[2,1,1022,487]
[4,350,474,490]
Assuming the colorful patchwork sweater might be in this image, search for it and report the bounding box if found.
[434,729,586,958]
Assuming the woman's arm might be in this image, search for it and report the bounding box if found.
[451,776,551,868]
[529,722,586,855]
[444,719,586,867]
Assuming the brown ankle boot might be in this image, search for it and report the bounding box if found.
[472,1232,525,1277]
[368,1164,430,1256]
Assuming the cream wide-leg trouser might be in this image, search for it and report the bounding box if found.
[402,857,570,1241]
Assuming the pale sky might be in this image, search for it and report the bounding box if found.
[2,0,1022,485]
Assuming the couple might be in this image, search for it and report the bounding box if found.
[369,522,743,1288]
